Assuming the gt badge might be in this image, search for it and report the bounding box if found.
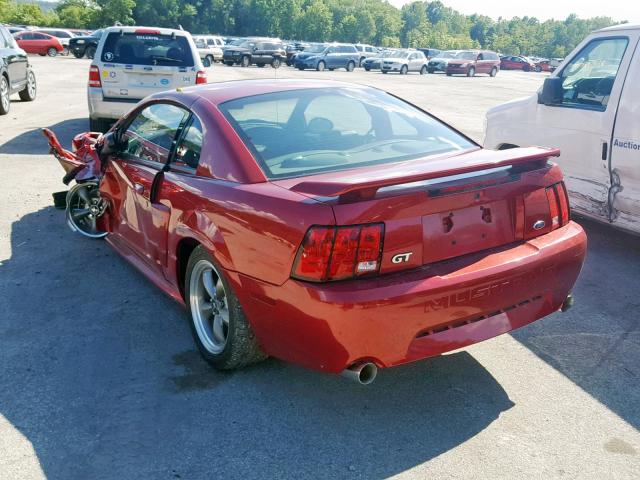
[391,252,413,264]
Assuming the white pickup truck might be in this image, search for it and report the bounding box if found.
[485,23,639,234]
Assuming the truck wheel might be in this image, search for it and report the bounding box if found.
[47,47,58,57]
[18,71,36,101]
[72,50,85,59]
[346,61,355,72]
[186,246,267,370]
[241,56,250,67]
[490,67,498,77]
[467,67,476,77]
[0,76,10,115]
[316,60,325,72]
[85,46,96,59]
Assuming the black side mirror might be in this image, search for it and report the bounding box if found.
[98,130,128,157]
[538,77,564,105]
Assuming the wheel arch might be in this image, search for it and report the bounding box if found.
[176,236,201,299]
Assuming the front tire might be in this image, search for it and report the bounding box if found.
[346,61,355,72]
[467,67,475,77]
[47,47,58,57]
[18,70,36,101]
[85,46,96,59]
[72,50,85,59]
[186,246,266,370]
[490,66,498,77]
[240,55,250,67]
[271,57,281,69]
[400,65,408,75]
[316,60,325,72]
[420,65,427,75]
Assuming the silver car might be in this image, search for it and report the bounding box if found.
[381,50,427,75]
[87,26,205,132]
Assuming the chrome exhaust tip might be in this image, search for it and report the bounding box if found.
[341,362,378,385]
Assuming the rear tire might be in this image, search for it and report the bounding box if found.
[364,66,370,71]
[47,47,58,57]
[0,75,10,115]
[316,60,325,72]
[346,61,355,72]
[467,67,475,77]
[185,246,267,370]
[18,70,36,101]
[85,46,96,59]
[420,65,427,75]
[202,56,212,67]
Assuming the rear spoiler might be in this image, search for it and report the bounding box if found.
[290,147,560,201]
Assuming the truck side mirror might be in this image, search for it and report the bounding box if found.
[538,77,564,105]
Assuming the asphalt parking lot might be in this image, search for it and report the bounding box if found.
[0,56,639,479]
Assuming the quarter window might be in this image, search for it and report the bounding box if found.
[558,37,628,111]
[123,103,188,164]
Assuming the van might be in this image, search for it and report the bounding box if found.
[484,24,640,234]
[88,26,205,132]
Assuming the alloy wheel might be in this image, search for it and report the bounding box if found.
[189,260,230,354]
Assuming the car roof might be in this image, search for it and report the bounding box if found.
[151,79,372,106]
[597,23,640,32]
[102,25,190,35]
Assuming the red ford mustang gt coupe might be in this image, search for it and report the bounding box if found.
[84,79,586,383]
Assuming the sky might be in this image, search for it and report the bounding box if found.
[388,0,640,24]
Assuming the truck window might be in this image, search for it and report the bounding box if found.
[559,37,628,111]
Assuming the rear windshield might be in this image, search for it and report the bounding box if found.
[101,32,194,67]
[220,88,476,179]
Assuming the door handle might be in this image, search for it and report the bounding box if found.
[134,183,145,194]
[602,141,608,161]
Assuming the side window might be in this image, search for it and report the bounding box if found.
[174,116,203,170]
[559,37,629,111]
[477,53,484,61]
[123,103,188,164]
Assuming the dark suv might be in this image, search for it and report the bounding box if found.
[223,38,286,68]
[0,25,36,115]
[68,29,103,59]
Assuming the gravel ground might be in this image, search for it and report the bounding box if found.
[0,56,638,480]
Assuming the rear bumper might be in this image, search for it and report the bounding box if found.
[87,87,141,120]
[233,222,587,373]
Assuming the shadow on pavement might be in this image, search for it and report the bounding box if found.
[0,206,514,479]
[0,118,89,155]
[512,217,640,429]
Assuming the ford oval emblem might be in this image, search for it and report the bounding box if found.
[533,220,546,230]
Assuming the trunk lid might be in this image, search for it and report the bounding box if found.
[275,147,560,274]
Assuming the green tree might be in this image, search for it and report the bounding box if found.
[55,0,99,28]
[96,0,136,26]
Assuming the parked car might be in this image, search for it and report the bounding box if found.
[13,31,64,57]
[354,43,378,66]
[35,28,76,54]
[485,23,640,234]
[87,26,205,132]
[222,38,285,68]
[381,49,428,74]
[285,42,306,66]
[193,35,224,66]
[549,57,563,71]
[362,49,398,71]
[68,29,103,59]
[500,55,537,71]
[77,79,585,383]
[534,58,551,72]
[417,48,442,59]
[293,43,359,71]
[0,25,37,115]
[446,50,500,77]
[426,50,461,73]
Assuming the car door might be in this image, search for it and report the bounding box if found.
[475,53,489,74]
[104,102,189,270]
[324,47,336,68]
[33,33,50,54]
[0,28,27,87]
[609,33,640,232]
[534,35,633,219]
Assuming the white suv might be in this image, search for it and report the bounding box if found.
[87,26,206,132]
[193,35,225,66]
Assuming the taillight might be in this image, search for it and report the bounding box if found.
[546,181,570,229]
[196,70,207,84]
[88,66,101,88]
[292,224,384,282]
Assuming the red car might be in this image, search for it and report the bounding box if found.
[500,55,537,71]
[68,80,587,383]
[13,31,64,56]
[446,50,501,77]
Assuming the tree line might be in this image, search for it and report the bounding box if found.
[0,0,623,57]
